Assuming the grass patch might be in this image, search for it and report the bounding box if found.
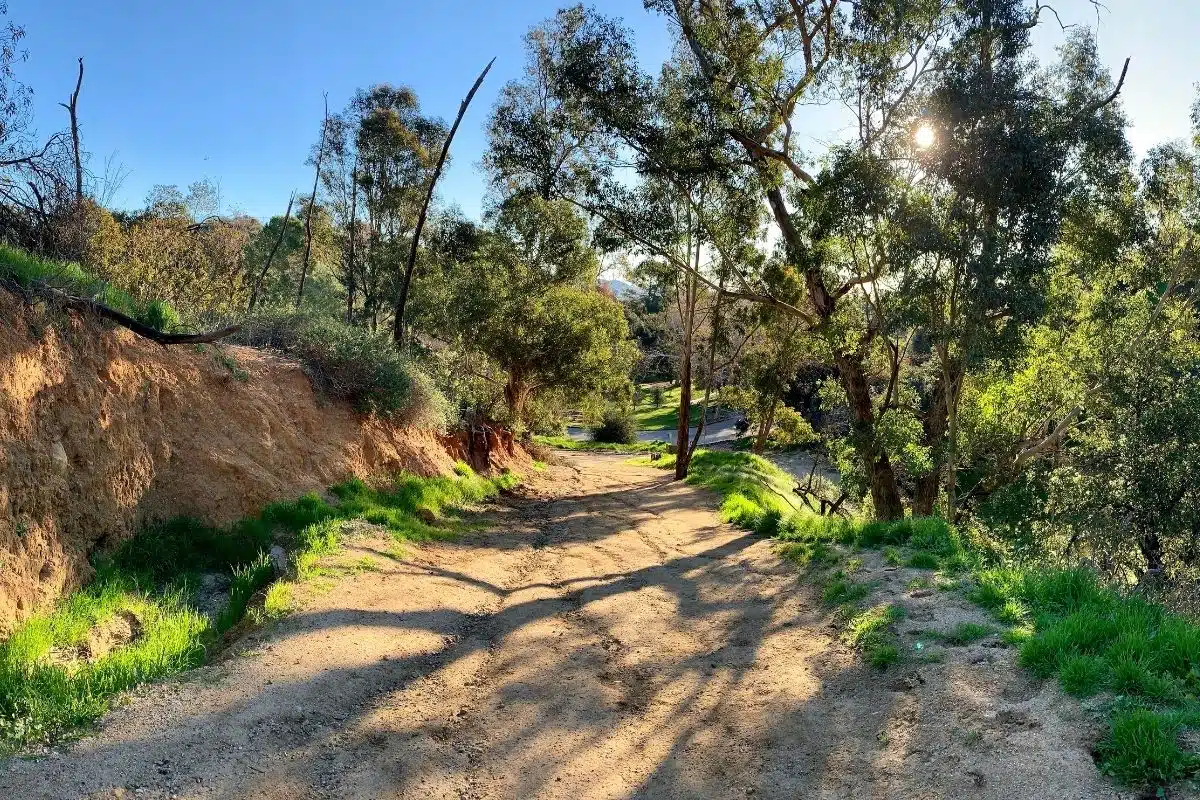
[533,435,667,454]
[0,244,180,333]
[633,384,704,430]
[964,566,1200,787]
[845,603,906,670]
[0,462,518,751]
[943,622,996,646]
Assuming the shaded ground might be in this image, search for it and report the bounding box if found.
[5,454,1128,799]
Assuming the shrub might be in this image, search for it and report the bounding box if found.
[768,405,818,449]
[233,311,450,424]
[591,408,638,444]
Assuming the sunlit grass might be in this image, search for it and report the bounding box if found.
[0,462,520,751]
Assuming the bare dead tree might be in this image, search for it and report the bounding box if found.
[249,191,295,312]
[296,92,328,308]
[345,151,358,324]
[59,57,83,203]
[393,57,495,344]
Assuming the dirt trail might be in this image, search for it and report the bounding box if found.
[6,454,1127,799]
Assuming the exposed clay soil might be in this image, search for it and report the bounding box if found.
[0,292,526,629]
[3,453,1135,800]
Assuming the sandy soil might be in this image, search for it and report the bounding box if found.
[4,453,1132,800]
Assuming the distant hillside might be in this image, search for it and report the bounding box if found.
[599,278,643,301]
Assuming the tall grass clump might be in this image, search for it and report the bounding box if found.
[0,244,180,333]
[965,565,1200,787]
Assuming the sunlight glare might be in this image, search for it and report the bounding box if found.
[914,124,936,150]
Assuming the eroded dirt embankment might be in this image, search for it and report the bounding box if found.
[0,292,522,629]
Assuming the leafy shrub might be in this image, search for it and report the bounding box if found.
[769,405,818,449]
[591,408,638,444]
[233,311,450,425]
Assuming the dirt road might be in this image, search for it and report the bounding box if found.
[7,454,1124,799]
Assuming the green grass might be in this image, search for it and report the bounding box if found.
[533,435,667,454]
[633,385,704,430]
[0,461,519,751]
[965,566,1200,787]
[844,603,906,669]
[0,244,180,332]
[943,622,997,646]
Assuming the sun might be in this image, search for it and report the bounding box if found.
[914,123,936,150]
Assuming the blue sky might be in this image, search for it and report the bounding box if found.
[12,1,1199,221]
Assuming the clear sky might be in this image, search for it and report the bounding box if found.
[12,1,1199,222]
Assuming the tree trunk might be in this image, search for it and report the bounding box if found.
[345,153,359,325]
[836,352,905,521]
[61,58,84,205]
[297,93,329,309]
[394,58,495,345]
[504,374,530,427]
[753,396,779,455]
[913,374,948,516]
[687,285,723,462]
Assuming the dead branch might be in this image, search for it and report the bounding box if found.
[249,192,295,312]
[28,282,241,346]
[58,57,84,203]
[394,57,495,344]
[297,92,329,308]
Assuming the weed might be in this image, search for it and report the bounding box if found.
[907,576,934,591]
[822,574,871,607]
[534,436,666,454]
[907,551,940,570]
[945,622,996,646]
[846,557,864,573]
[883,546,903,566]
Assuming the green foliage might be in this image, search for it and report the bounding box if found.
[234,311,449,424]
[591,407,638,444]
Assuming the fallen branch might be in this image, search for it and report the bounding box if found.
[30,283,241,346]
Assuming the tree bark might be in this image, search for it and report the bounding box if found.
[60,58,84,204]
[836,352,905,520]
[504,373,530,426]
[394,57,495,345]
[913,374,948,516]
[297,93,329,308]
[753,395,779,455]
[32,284,240,345]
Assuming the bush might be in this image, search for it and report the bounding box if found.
[769,405,818,449]
[591,408,638,444]
[233,311,450,425]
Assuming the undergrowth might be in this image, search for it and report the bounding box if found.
[646,448,1200,789]
[0,462,517,751]
[0,244,179,332]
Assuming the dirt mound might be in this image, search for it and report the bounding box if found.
[0,291,523,630]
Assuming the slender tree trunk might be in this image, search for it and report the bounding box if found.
[836,351,905,521]
[297,93,329,308]
[674,223,700,480]
[394,57,495,345]
[248,192,295,312]
[913,374,948,516]
[345,153,359,325]
[61,58,84,204]
[687,285,724,461]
